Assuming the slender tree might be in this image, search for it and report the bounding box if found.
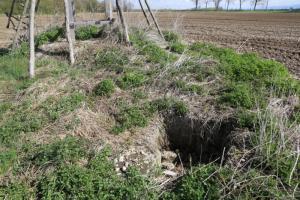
[204,0,210,8]
[192,0,200,9]
[265,0,269,10]
[213,0,222,10]
[252,0,264,10]
[29,0,36,78]
[239,0,245,10]
[64,0,75,65]
[225,0,235,11]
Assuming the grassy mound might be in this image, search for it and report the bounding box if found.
[0,29,299,199]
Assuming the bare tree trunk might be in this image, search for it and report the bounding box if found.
[105,0,113,20]
[138,0,150,26]
[144,0,164,39]
[239,0,242,10]
[226,0,230,11]
[64,0,75,65]
[116,0,130,44]
[265,0,269,10]
[35,0,40,12]
[205,0,208,9]
[215,0,220,10]
[29,0,36,78]
[254,0,258,10]
[196,0,199,9]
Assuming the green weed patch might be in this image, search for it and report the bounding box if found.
[94,79,115,96]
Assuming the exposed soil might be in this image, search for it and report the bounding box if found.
[163,114,236,165]
[155,12,300,78]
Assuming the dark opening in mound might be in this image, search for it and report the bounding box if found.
[164,115,236,164]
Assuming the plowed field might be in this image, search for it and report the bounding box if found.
[1,11,300,77]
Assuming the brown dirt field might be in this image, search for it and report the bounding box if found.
[153,12,300,78]
[1,12,300,77]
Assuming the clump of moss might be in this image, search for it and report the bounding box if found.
[94,79,115,96]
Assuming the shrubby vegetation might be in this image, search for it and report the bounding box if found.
[94,79,115,97]
[35,27,64,47]
[189,42,300,109]
[75,25,104,40]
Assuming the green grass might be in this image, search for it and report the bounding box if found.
[149,98,189,116]
[189,42,300,109]
[0,150,17,175]
[220,82,255,109]
[94,79,115,96]
[35,25,104,47]
[35,26,64,47]
[141,43,174,65]
[0,93,84,146]
[95,47,129,70]
[163,31,180,43]
[42,92,85,121]
[21,136,87,168]
[130,29,176,66]
[36,147,157,199]
[0,182,33,199]
[75,25,104,40]
[2,144,158,200]
[112,105,149,134]
[249,108,300,188]
[1,29,299,199]
[116,72,146,89]
[0,43,29,81]
[173,80,202,94]
[169,42,186,54]
[162,164,288,200]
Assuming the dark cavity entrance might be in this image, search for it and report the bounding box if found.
[164,115,236,165]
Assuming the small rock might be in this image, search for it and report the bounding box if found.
[115,168,120,172]
[125,162,129,167]
[140,150,147,156]
[163,170,177,177]
[162,151,177,162]
[121,166,127,172]
[119,156,125,162]
[162,162,175,170]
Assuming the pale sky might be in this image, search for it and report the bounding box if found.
[130,0,300,10]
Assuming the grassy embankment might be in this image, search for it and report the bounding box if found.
[0,26,299,199]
